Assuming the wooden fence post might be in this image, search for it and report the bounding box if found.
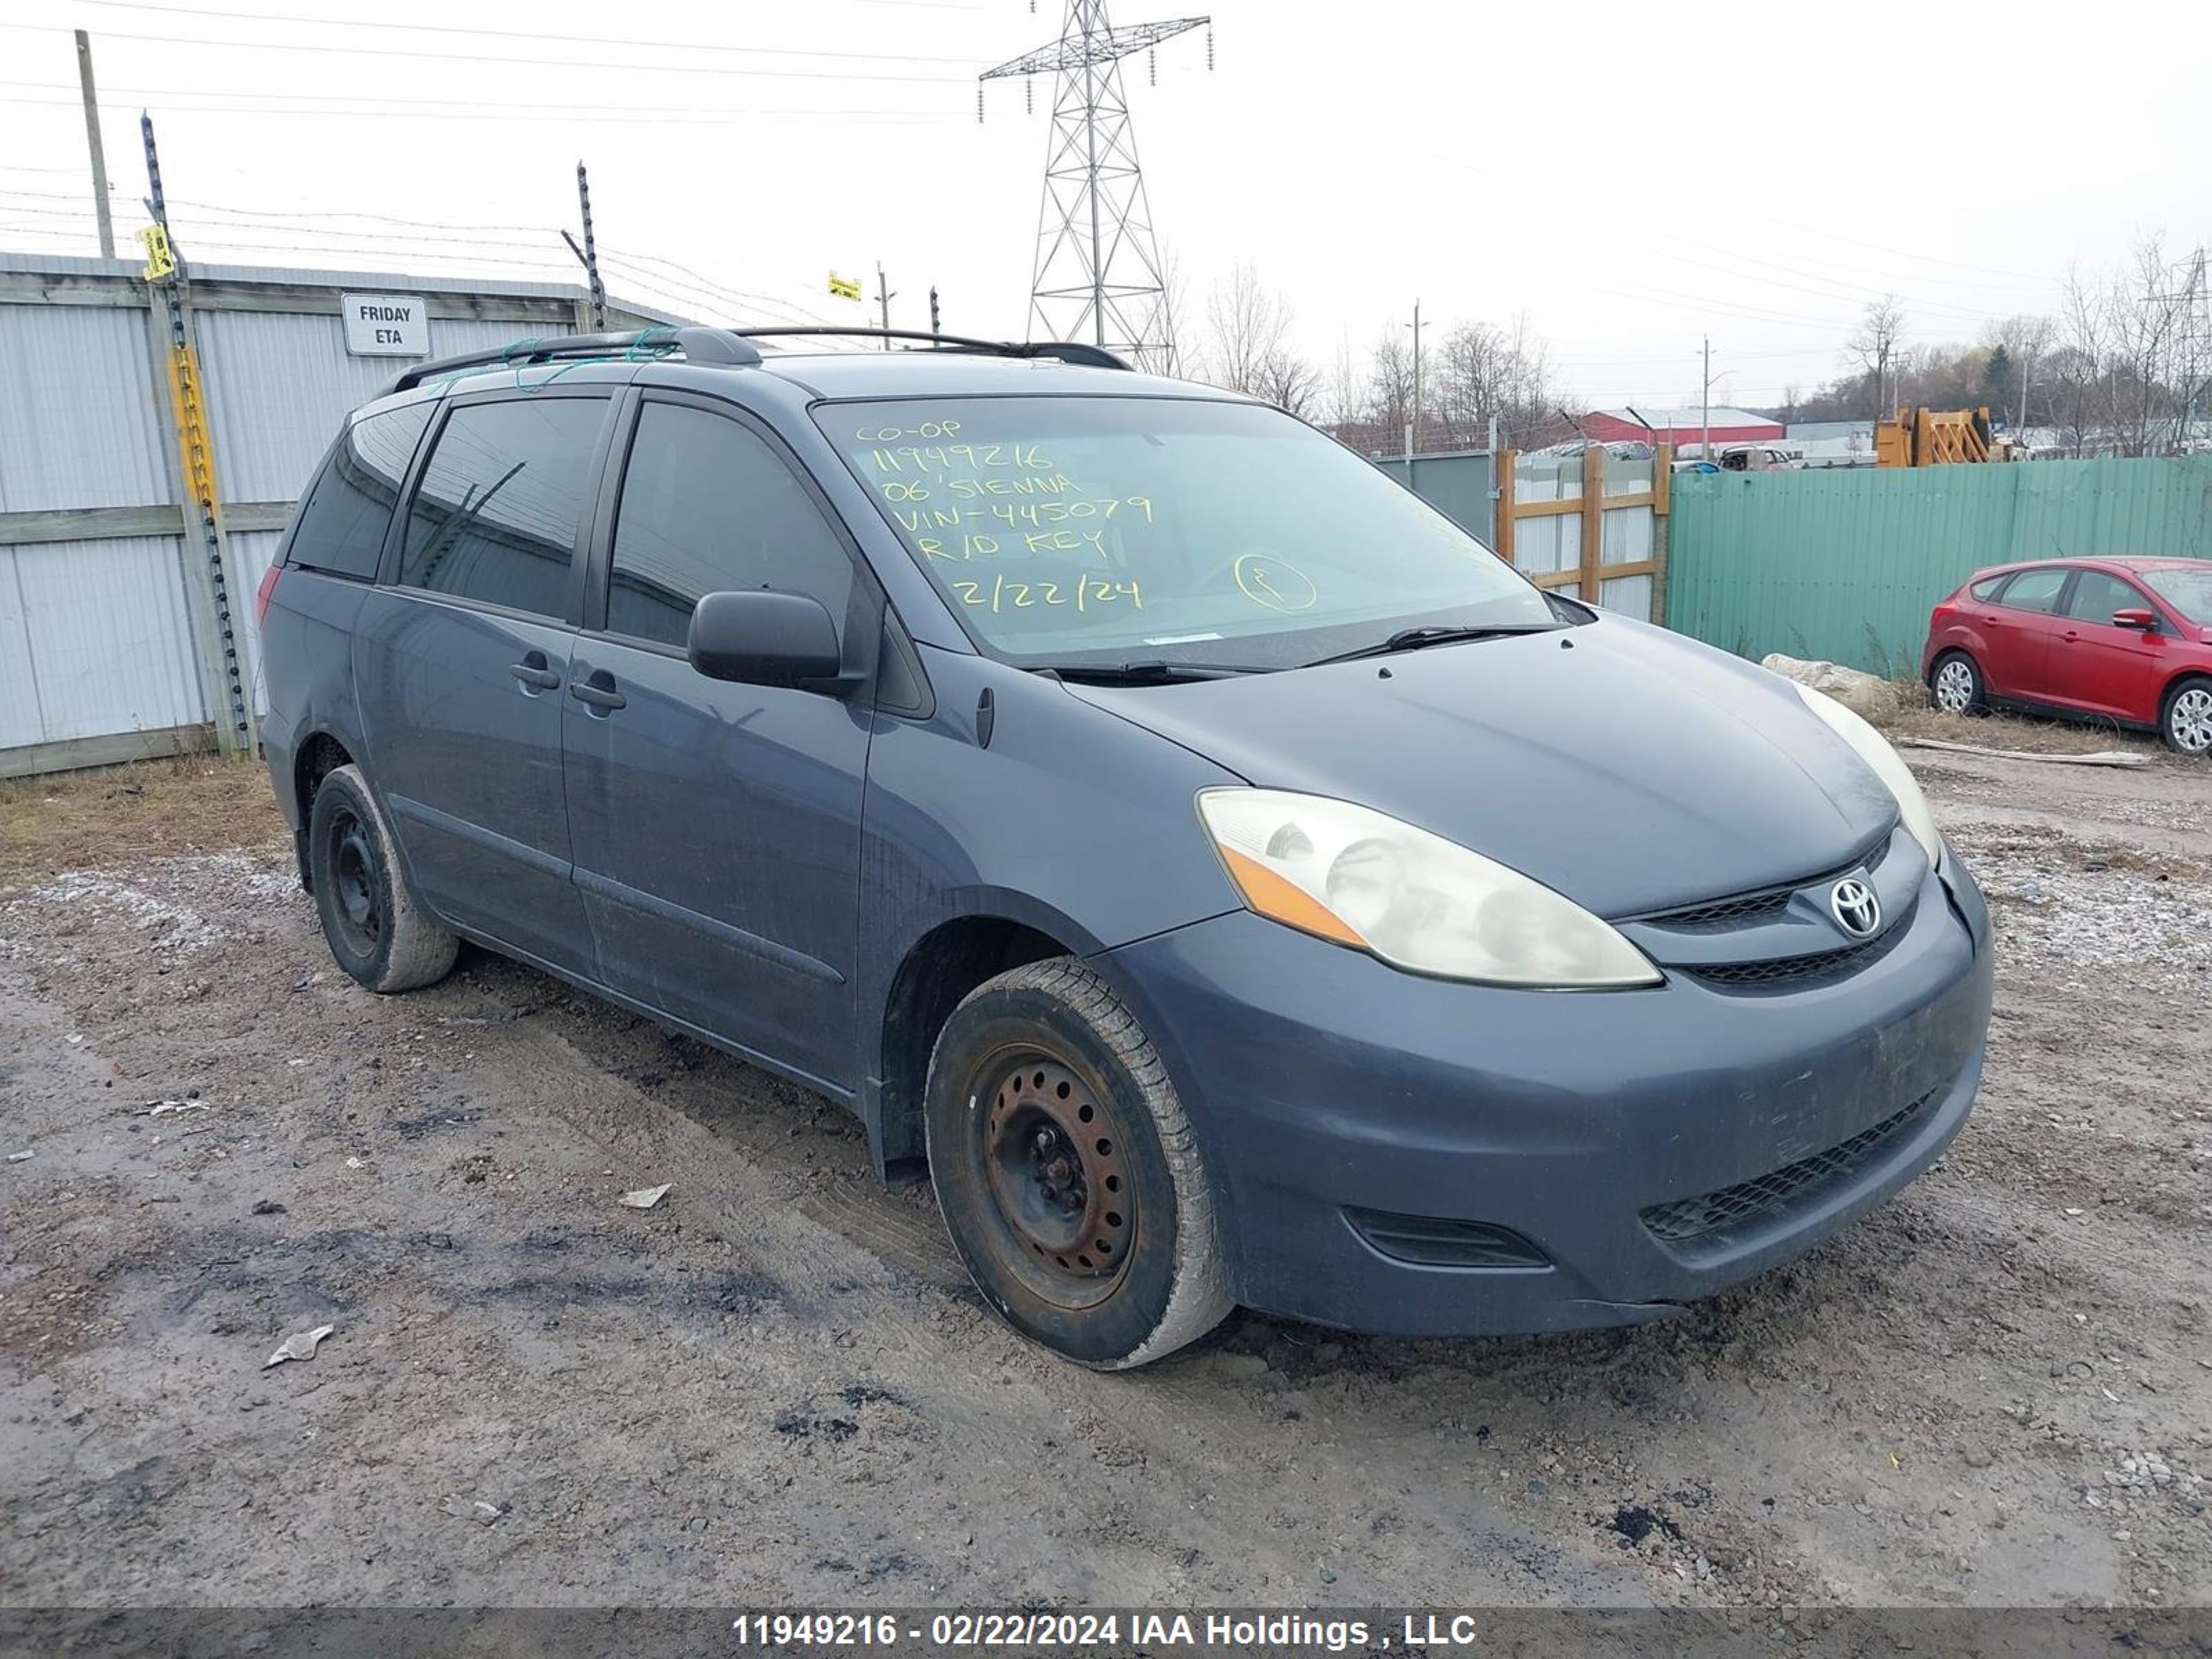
[1493,449,1517,570]
[1579,441,1605,603]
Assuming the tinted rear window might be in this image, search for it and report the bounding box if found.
[398,397,607,618]
[287,402,434,581]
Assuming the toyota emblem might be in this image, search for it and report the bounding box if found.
[1830,877,1882,939]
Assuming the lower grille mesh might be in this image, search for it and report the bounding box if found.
[1640,1085,1942,1244]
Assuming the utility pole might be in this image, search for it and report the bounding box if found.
[874,263,896,346]
[560,162,605,332]
[1700,334,1712,462]
[928,285,941,339]
[2147,246,2210,448]
[142,113,253,758]
[1403,300,1423,465]
[74,30,115,257]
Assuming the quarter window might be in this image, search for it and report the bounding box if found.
[606,402,855,650]
[1996,568,2068,615]
[397,397,607,617]
[1968,575,2005,601]
[2060,571,2144,624]
[287,402,434,581]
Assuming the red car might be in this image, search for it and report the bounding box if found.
[1923,556,2212,755]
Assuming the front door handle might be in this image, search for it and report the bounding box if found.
[509,650,561,693]
[570,671,626,713]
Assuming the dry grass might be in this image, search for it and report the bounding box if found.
[1875,686,2173,760]
[0,756,285,887]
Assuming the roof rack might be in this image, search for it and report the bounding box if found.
[382,324,1131,395]
[383,326,758,395]
[731,328,1132,371]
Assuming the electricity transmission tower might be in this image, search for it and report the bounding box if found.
[982,3,1210,372]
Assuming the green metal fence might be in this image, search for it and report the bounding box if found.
[1665,456,2212,676]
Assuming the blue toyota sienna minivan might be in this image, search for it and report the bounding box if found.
[257,327,1994,1369]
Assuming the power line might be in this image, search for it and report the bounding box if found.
[75,1,991,64]
[3,91,963,127]
[0,77,961,122]
[0,22,977,83]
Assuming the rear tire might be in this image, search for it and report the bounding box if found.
[2160,675,2212,756]
[306,765,458,993]
[924,957,1230,1369]
[1929,650,1985,717]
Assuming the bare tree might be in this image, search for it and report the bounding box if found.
[1845,294,1908,418]
[1154,242,1197,381]
[1201,262,1292,398]
[1429,314,1555,450]
[1253,350,1321,419]
[1983,312,2056,428]
[1325,330,1365,433]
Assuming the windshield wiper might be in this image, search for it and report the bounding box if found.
[1304,622,1561,667]
[1037,659,1262,684]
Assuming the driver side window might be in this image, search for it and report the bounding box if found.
[606,402,856,650]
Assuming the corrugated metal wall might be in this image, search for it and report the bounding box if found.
[0,255,684,774]
[0,535,205,749]
[1666,457,2212,675]
[196,309,539,503]
[0,302,170,512]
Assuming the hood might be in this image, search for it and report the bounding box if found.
[1065,618,1899,918]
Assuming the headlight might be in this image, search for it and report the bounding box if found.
[1196,789,1660,988]
[1790,683,1942,863]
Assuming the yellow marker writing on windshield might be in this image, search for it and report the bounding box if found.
[1233,554,1318,613]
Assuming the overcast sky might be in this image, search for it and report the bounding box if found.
[3,0,2205,411]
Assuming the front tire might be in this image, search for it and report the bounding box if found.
[306,765,458,993]
[2161,676,2212,756]
[1929,650,1985,716]
[924,957,1230,1369]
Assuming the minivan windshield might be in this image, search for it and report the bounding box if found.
[818,395,1559,671]
[2140,565,2212,626]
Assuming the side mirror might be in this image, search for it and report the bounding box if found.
[688,590,848,692]
[2112,607,2159,632]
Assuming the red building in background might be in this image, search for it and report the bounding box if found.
[1579,406,1785,454]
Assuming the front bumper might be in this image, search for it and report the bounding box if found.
[1096,857,1994,1338]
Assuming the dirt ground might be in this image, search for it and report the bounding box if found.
[3,718,2209,1613]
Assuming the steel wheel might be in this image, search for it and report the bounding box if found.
[975,1048,1133,1309]
[2166,682,2212,755]
[324,805,384,957]
[306,763,458,993]
[1932,655,1979,715]
[924,957,1230,1368]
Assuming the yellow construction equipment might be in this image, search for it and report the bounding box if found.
[1875,405,2016,467]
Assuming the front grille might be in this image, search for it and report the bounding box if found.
[1647,888,1793,931]
[1639,836,1892,934]
[1640,1085,1940,1244]
[1683,915,1910,990]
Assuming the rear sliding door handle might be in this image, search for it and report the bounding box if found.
[509,656,561,692]
[570,673,626,713]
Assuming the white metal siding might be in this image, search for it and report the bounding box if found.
[195,310,543,505]
[228,527,285,717]
[0,303,171,513]
[0,536,205,747]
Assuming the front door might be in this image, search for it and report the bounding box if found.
[352,389,613,977]
[562,393,876,1090]
[2052,568,2173,724]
